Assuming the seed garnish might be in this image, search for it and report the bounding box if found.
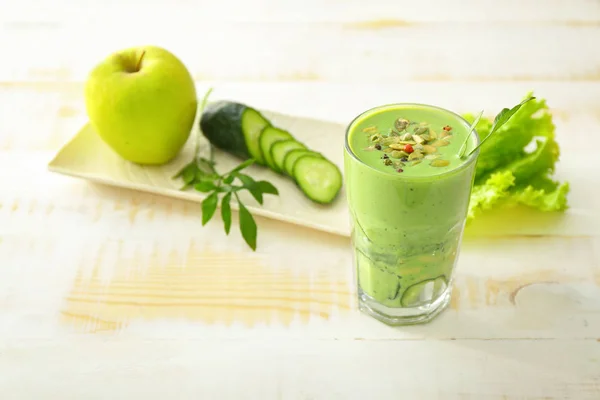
[395,119,409,132]
[431,159,450,167]
[371,115,456,171]
[422,145,437,154]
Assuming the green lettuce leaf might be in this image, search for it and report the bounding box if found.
[467,170,515,220]
[496,136,560,185]
[464,92,569,220]
[506,182,570,212]
[465,93,556,182]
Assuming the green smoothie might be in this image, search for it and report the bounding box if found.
[343,103,479,324]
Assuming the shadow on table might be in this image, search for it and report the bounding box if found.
[462,204,596,240]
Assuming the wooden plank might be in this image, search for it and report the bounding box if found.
[3,81,600,149]
[1,22,600,82]
[3,0,600,23]
[1,200,599,340]
[0,339,598,399]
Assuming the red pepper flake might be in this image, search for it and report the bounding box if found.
[397,168,404,173]
[443,125,452,131]
[404,144,414,153]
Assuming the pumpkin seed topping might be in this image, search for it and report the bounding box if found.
[408,150,424,161]
[395,118,409,132]
[401,132,413,141]
[413,135,425,144]
[371,115,456,171]
[430,159,450,167]
[414,126,429,135]
[422,145,437,154]
[432,139,450,147]
[370,134,382,142]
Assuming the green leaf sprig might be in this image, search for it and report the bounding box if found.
[459,96,536,159]
[173,88,279,251]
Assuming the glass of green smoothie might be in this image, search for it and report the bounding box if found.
[344,103,480,325]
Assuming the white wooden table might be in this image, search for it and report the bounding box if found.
[1,1,600,398]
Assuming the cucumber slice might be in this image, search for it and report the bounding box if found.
[270,139,307,173]
[292,155,342,204]
[401,276,447,307]
[283,149,323,177]
[259,126,293,171]
[200,101,270,164]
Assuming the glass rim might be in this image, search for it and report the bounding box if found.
[344,102,481,180]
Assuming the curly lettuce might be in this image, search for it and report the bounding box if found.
[464,93,569,220]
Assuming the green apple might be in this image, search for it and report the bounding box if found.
[84,45,198,165]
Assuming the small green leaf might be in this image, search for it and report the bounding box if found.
[238,201,257,251]
[228,159,255,175]
[236,173,263,204]
[249,189,264,205]
[255,181,279,195]
[466,96,536,158]
[490,96,536,135]
[173,161,196,179]
[197,157,217,174]
[194,180,217,193]
[221,192,232,235]
[183,168,196,184]
[236,173,256,187]
[219,185,242,192]
[201,192,218,226]
[223,175,235,184]
[195,169,207,181]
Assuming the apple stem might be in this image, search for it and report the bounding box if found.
[135,50,146,72]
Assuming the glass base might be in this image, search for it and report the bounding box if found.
[358,285,452,326]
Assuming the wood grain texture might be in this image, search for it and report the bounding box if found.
[1,0,600,83]
[2,0,600,398]
[3,23,600,82]
[1,339,599,399]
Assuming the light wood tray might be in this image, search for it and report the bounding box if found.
[48,110,352,237]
